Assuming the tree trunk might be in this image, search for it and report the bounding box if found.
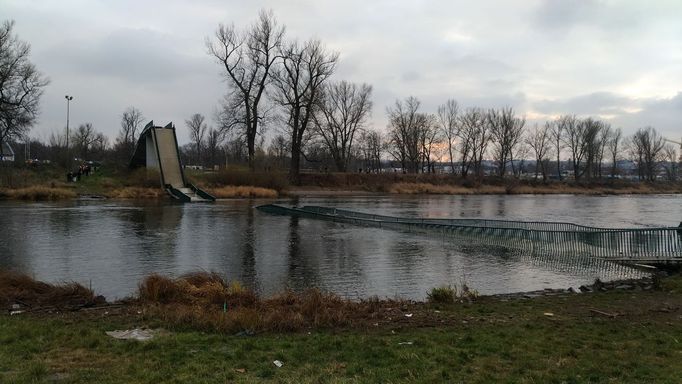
[289,139,301,185]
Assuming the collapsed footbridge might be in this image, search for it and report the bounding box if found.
[129,121,215,202]
[257,205,682,264]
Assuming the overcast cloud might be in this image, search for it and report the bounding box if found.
[2,0,680,144]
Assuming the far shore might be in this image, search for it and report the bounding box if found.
[0,166,680,201]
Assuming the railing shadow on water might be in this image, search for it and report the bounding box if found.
[257,204,681,277]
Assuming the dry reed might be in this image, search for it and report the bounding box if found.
[137,272,407,333]
[207,185,278,198]
[0,186,76,200]
[0,270,98,310]
[108,187,165,199]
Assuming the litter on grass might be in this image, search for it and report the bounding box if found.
[105,328,155,341]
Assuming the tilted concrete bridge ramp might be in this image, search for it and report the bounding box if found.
[129,121,214,202]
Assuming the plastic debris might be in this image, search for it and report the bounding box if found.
[543,312,554,317]
[404,313,413,318]
[398,341,413,345]
[273,360,283,368]
[10,310,24,316]
[235,368,246,373]
[105,329,155,341]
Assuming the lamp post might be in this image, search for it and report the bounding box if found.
[65,95,73,168]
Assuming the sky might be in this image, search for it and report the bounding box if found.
[2,0,681,145]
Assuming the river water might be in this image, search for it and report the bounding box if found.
[1,194,680,300]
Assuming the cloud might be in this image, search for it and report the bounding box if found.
[1,0,680,145]
[611,93,682,139]
[41,28,208,85]
[534,92,636,116]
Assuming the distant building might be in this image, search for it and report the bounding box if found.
[0,142,14,162]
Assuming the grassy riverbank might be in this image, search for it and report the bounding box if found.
[0,165,680,200]
[1,271,682,382]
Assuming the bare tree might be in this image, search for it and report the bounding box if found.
[596,123,611,179]
[0,20,49,160]
[274,39,338,183]
[116,107,144,158]
[314,81,372,172]
[224,135,248,165]
[205,128,225,168]
[186,113,207,165]
[607,127,623,178]
[488,107,525,177]
[630,126,665,181]
[661,144,679,181]
[386,96,424,173]
[419,114,441,173]
[72,123,96,159]
[208,10,285,170]
[581,118,604,181]
[526,122,551,181]
[267,134,289,169]
[549,119,564,180]
[437,99,459,174]
[458,107,490,179]
[358,129,382,172]
[561,115,588,180]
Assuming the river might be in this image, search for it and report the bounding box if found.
[1,194,680,300]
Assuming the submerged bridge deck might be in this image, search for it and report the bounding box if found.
[257,204,682,264]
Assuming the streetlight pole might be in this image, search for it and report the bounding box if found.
[65,95,73,168]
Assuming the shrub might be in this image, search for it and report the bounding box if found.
[427,285,457,304]
[0,269,98,309]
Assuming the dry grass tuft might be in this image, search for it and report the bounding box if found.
[208,185,278,199]
[137,272,410,333]
[0,186,76,200]
[108,187,165,199]
[0,269,98,310]
[388,183,474,195]
[138,272,257,308]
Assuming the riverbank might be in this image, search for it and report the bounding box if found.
[2,270,682,382]
[0,166,680,200]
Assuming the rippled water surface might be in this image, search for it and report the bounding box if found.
[1,194,680,300]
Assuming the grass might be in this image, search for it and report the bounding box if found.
[107,187,165,199]
[190,168,289,192]
[2,272,682,382]
[427,284,480,304]
[208,185,278,198]
[0,186,77,200]
[1,166,680,199]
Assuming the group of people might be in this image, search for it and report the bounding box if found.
[66,162,94,182]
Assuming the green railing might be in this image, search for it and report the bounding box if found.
[257,204,682,262]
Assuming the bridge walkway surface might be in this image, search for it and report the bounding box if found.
[129,121,215,202]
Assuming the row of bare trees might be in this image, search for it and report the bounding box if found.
[382,96,678,181]
[207,10,373,183]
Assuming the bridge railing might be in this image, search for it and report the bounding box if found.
[260,205,682,261]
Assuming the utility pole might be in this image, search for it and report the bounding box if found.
[65,95,73,168]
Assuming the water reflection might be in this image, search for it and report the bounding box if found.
[0,194,680,300]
